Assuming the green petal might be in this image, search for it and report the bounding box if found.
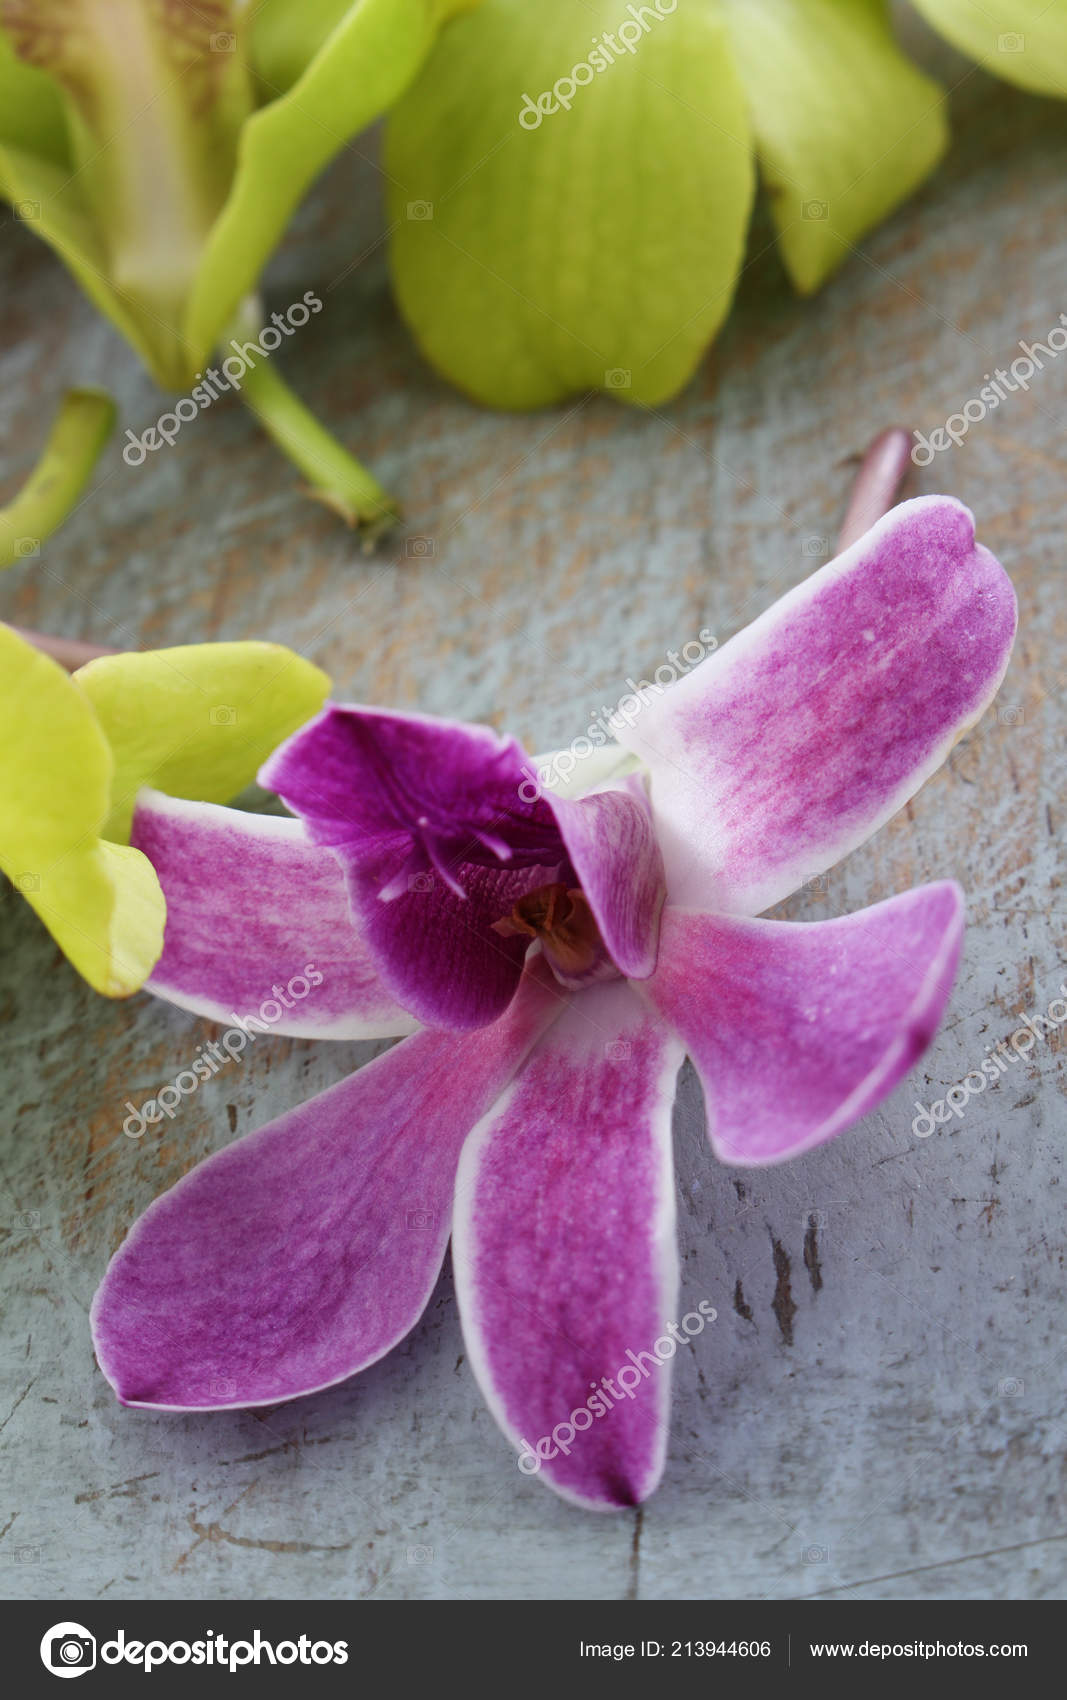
[73,643,331,843]
[248,0,357,94]
[912,0,1067,96]
[0,144,167,376]
[385,0,754,408]
[722,0,948,294]
[184,0,479,362]
[0,21,70,164]
[0,626,165,997]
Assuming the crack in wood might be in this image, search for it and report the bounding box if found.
[770,1237,797,1346]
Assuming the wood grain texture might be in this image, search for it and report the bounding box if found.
[2,17,1066,1601]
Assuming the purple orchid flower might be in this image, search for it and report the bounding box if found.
[91,495,1016,1510]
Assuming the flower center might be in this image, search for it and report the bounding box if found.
[491,881,616,988]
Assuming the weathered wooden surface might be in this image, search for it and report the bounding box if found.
[2,20,1067,1602]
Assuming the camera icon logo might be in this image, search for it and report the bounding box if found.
[997,32,1024,53]
[40,1622,96,1678]
[407,200,434,221]
[604,368,631,391]
[406,1206,437,1229]
[802,200,829,220]
[209,704,237,726]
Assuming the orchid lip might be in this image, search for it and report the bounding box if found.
[259,704,668,1025]
[375,812,570,905]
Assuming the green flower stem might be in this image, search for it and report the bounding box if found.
[0,388,116,569]
[231,341,399,542]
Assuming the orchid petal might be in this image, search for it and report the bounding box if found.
[131,791,414,1039]
[385,0,754,409]
[454,981,683,1509]
[261,705,570,1029]
[0,23,69,165]
[186,0,479,363]
[74,641,329,843]
[529,741,640,800]
[0,626,164,997]
[722,0,948,294]
[642,884,964,1166]
[0,143,162,378]
[911,1,1067,98]
[549,777,665,980]
[92,959,563,1410]
[614,497,1017,914]
[1,0,251,388]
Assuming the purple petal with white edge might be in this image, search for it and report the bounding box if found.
[453,981,684,1510]
[548,776,666,981]
[91,959,565,1410]
[261,705,572,1029]
[640,884,965,1167]
[131,790,416,1039]
[614,498,1016,913]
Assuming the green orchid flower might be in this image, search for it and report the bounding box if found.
[0,0,478,546]
[0,624,328,995]
[383,0,951,408]
[385,0,1067,411]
